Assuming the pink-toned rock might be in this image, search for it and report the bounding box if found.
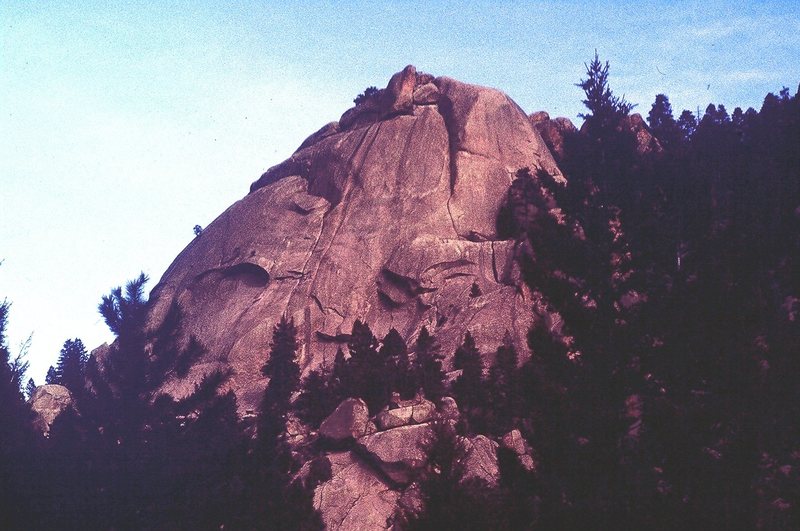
[313,451,400,531]
[412,82,440,105]
[320,398,371,442]
[145,66,561,412]
[461,435,499,486]
[30,384,74,437]
[356,423,432,485]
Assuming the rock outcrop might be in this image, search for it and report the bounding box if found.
[319,398,373,442]
[146,65,564,411]
[29,384,74,437]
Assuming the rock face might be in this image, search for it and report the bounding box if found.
[313,451,400,530]
[146,65,564,411]
[29,384,74,436]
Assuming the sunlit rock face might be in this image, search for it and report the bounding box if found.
[30,384,74,437]
[147,65,564,410]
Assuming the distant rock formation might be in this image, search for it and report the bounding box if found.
[29,384,74,437]
[147,65,565,411]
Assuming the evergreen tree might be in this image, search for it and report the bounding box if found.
[413,327,446,401]
[677,109,697,140]
[45,365,58,384]
[345,320,386,412]
[54,338,87,394]
[487,332,519,435]
[576,50,635,132]
[380,328,413,398]
[261,315,301,414]
[647,93,680,147]
[452,332,485,432]
[25,377,36,399]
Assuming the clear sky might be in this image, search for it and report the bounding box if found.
[2,1,798,383]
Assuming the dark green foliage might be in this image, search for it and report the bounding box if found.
[261,315,301,413]
[344,319,387,412]
[647,94,681,148]
[452,331,486,433]
[576,51,635,132]
[353,85,381,105]
[295,368,336,426]
[403,420,509,530]
[380,327,413,398]
[25,377,35,398]
[413,327,446,401]
[0,299,36,530]
[45,365,57,384]
[486,332,520,435]
[52,338,88,394]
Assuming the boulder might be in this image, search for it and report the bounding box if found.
[320,398,371,442]
[29,384,74,437]
[501,429,536,472]
[356,423,432,485]
[375,398,436,430]
[313,451,400,531]
[412,82,440,105]
[384,64,417,114]
[461,435,499,486]
[410,399,435,424]
[376,406,413,430]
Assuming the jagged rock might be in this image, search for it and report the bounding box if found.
[529,110,550,125]
[320,398,371,442]
[313,451,400,531]
[412,82,440,105]
[146,66,562,412]
[29,384,74,437]
[501,429,536,472]
[461,435,499,486]
[356,423,432,485]
[384,64,417,114]
[531,113,577,163]
[623,113,662,155]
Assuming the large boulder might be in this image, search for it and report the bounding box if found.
[461,435,499,486]
[313,451,400,531]
[146,66,563,411]
[29,384,74,437]
[320,398,372,442]
[356,423,432,485]
[501,429,536,472]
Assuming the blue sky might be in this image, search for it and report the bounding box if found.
[2,1,798,382]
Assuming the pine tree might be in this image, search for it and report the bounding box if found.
[25,378,36,399]
[647,94,680,148]
[345,320,386,412]
[261,315,301,415]
[380,328,412,397]
[414,327,446,401]
[487,332,519,434]
[576,51,634,132]
[55,338,87,394]
[452,332,485,433]
[45,365,58,384]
